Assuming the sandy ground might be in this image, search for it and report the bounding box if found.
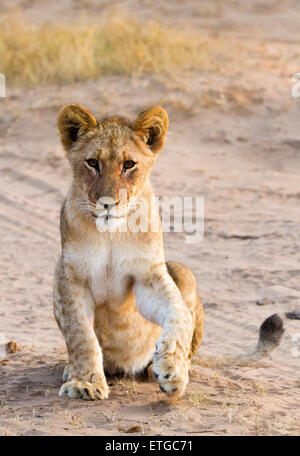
[0,0,300,436]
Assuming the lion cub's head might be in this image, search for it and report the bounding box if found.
[58,104,168,229]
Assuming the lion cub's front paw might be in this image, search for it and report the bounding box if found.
[59,378,109,401]
[152,338,190,402]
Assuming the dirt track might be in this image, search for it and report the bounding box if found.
[0,0,300,435]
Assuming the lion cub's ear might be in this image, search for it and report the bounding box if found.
[133,106,168,154]
[57,104,97,151]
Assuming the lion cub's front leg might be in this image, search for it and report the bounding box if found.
[54,261,109,401]
[134,265,194,401]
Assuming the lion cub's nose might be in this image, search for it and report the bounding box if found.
[98,196,120,209]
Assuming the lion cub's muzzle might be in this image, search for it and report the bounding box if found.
[98,196,120,211]
[95,196,120,220]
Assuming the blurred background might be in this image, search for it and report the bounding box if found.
[0,0,300,436]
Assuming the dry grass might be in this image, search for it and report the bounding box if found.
[186,391,210,407]
[65,412,86,430]
[0,13,232,87]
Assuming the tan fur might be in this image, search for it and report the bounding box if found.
[54,104,283,403]
[54,104,203,401]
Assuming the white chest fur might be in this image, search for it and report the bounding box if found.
[64,240,135,306]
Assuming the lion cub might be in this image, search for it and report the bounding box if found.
[54,104,204,401]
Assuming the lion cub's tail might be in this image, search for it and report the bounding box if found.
[193,313,284,368]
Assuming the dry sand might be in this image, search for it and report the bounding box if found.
[0,0,300,436]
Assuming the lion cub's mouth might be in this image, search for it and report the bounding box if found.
[93,212,125,221]
[90,208,127,225]
[84,197,134,224]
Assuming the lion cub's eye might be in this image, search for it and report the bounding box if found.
[123,160,136,170]
[86,158,98,168]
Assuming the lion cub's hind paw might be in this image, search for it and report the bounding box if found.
[59,379,109,401]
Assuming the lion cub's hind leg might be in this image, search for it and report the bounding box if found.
[166,261,204,359]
